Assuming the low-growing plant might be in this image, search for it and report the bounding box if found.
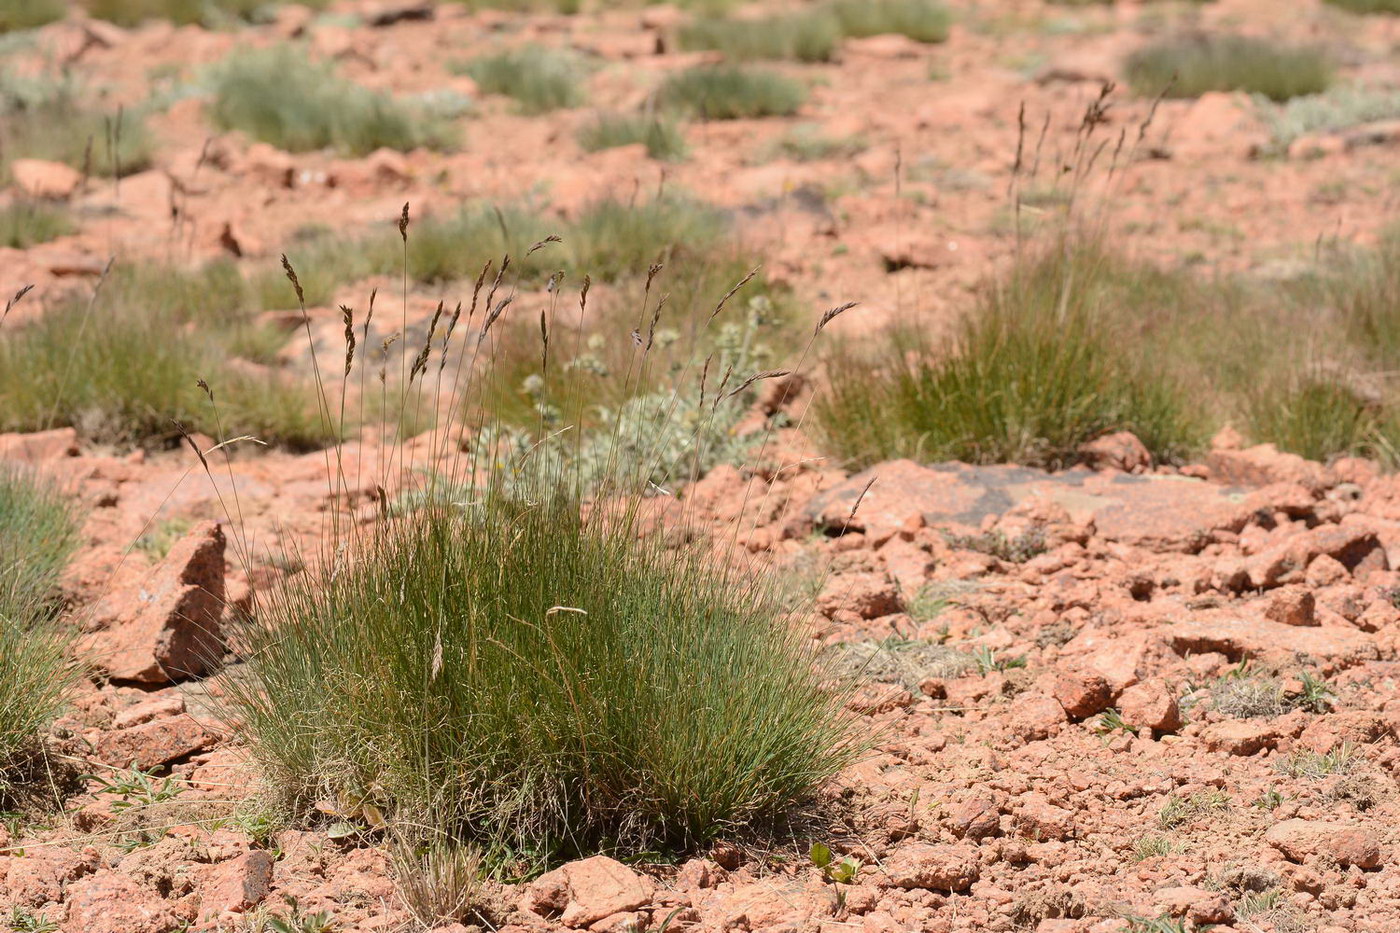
[1125,35,1332,102]
[90,765,185,812]
[810,842,861,883]
[209,45,458,155]
[0,467,78,804]
[0,260,324,448]
[1255,84,1400,155]
[815,241,1202,470]
[1276,742,1357,779]
[943,526,1048,563]
[1158,790,1229,829]
[679,11,840,63]
[1131,834,1178,861]
[6,906,58,933]
[458,46,586,115]
[0,201,74,249]
[578,113,688,161]
[393,841,483,929]
[827,637,972,688]
[829,0,951,44]
[1093,708,1138,738]
[0,0,65,33]
[970,645,1026,675]
[0,80,153,179]
[659,65,806,120]
[1322,0,1400,11]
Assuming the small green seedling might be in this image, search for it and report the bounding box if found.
[7,907,59,933]
[90,765,184,811]
[810,843,861,883]
[1093,709,1139,738]
[970,646,1026,675]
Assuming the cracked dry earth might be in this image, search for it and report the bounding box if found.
[4,0,1400,932]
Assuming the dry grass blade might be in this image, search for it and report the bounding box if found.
[724,369,791,402]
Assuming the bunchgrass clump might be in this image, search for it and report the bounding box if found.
[221,219,855,867]
[577,113,688,161]
[0,201,75,249]
[0,79,153,179]
[678,11,840,63]
[0,0,65,32]
[814,242,1202,469]
[1323,0,1400,11]
[1125,35,1332,102]
[0,468,78,803]
[829,0,951,44]
[209,45,458,155]
[84,0,322,26]
[758,123,866,162]
[457,47,585,115]
[0,260,323,448]
[659,65,806,120]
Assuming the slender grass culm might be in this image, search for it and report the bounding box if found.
[216,209,857,875]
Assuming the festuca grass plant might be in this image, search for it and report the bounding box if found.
[0,466,79,804]
[209,45,459,155]
[814,241,1203,469]
[218,211,857,872]
[0,260,323,448]
[0,0,65,32]
[0,201,74,249]
[0,77,153,179]
[457,46,586,115]
[659,65,806,120]
[829,0,951,43]
[679,11,841,63]
[578,113,688,161]
[1125,35,1332,102]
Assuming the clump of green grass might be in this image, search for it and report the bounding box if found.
[0,201,75,249]
[1244,378,1378,464]
[659,65,806,120]
[0,468,78,803]
[567,196,726,281]
[234,482,854,860]
[0,79,153,179]
[577,113,688,161]
[1277,742,1357,779]
[1125,35,1332,102]
[0,0,65,33]
[814,241,1202,470]
[1323,0,1400,11]
[209,45,458,155]
[457,47,585,115]
[679,11,840,63]
[84,0,332,26]
[0,260,323,448]
[829,0,951,44]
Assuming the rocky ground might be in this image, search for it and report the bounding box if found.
[5,0,1400,932]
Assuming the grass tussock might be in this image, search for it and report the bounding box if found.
[209,46,458,155]
[0,0,65,32]
[679,11,840,63]
[0,78,153,179]
[1125,35,1332,102]
[219,215,855,870]
[0,201,75,249]
[829,0,951,43]
[0,260,323,448]
[577,113,688,161]
[815,242,1203,469]
[1322,0,1400,11]
[457,47,586,115]
[83,0,328,26]
[659,65,806,120]
[0,468,78,802]
[232,489,852,860]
